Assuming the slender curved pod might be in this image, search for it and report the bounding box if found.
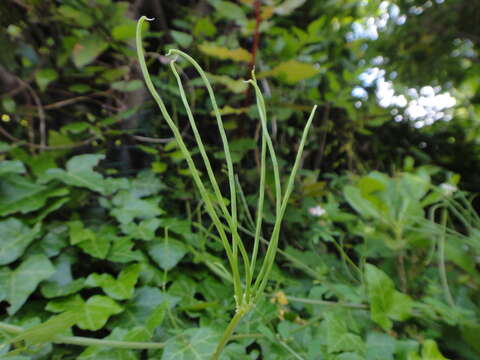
[136,16,317,359]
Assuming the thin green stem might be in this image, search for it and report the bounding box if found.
[425,204,443,266]
[237,224,321,280]
[210,304,252,360]
[277,338,305,360]
[137,17,316,359]
[253,105,317,301]
[169,60,251,304]
[0,322,165,350]
[235,175,256,231]
[286,314,324,335]
[247,75,282,215]
[459,192,480,223]
[331,237,362,282]
[445,197,473,233]
[439,205,455,307]
[195,222,322,281]
[136,16,242,303]
[246,116,267,301]
[167,49,242,271]
[245,75,282,296]
[167,49,237,220]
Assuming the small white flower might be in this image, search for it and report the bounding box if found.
[440,183,457,196]
[308,205,326,217]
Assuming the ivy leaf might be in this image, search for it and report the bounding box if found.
[148,239,188,271]
[41,278,85,299]
[0,174,69,216]
[43,154,106,194]
[77,234,111,259]
[130,170,166,197]
[366,332,396,360]
[68,220,95,245]
[161,327,221,360]
[365,264,414,330]
[46,294,84,313]
[78,328,139,360]
[111,287,179,329]
[259,60,319,84]
[0,218,41,265]
[9,311,79,346]
[79,295,124,331]
[0,160,25,175]
[168,275,196,306]
[121,218,161,241]
[69,222,111,259]
[85,263,142,300]
[145,302,168,333]
[107,237,143,263]
[198,43,251,62]
[33,197,69,223]
[41,253,85,298]
[111,191,164,224]
[325,310,364,354]
[47,295,124,331]
[0,254,55,315]
[40,225,69,257]
[157,218,191,235]
[72,36,109,68]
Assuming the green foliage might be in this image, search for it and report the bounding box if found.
[9,312,79,347]
[47,294,124,331]
[43,154,106,194]
[1,0,479,359]
[365,264,413,330]
[161,328,220,360]
[1,254,55,315]
[324,310,364,354]
[85,263,142,300]
[0,218,40,265]
[148,240,187,271]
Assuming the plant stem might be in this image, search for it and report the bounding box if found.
[211,305,251,360]
[253,105,317,301]
[439,205,455,307]
[0,322,165,350]
[136,16,243,303]
[277,337,305,360]
[397,252,407,293]
[394,227,408,293]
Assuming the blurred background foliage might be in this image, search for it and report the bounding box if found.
[0,0,480,359]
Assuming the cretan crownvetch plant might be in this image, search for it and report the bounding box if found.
[136,16,317,359]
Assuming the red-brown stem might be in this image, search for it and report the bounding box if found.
[241,0,263,136]
[244,1,262,101]
[248,0,262,75]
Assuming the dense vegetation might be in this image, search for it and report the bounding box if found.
[0,0,479,359]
